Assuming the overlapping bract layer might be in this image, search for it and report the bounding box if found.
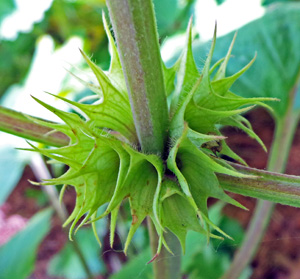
[28,16,275,254]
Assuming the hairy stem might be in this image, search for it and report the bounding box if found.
[106,0,169,155]
[0,106,69,147]
[30,155,95,279]
[221,80,300,279]
[106,1,179,277]
[147,218,181,279]
[218,161,300,207]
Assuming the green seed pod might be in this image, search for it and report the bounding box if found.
[26,16,276,256]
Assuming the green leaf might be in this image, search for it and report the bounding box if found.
[153,0,195,37]
[262,0,297,6]
[181,203,229,278]
[185,244,231,279]
[0,0,15,25]
[0,35,35,97]
[110,247,152,279]
[48,228,105,279]
[0,147,26,205]
[0,209,53,279]
[212,217,245,255]
[193,3,300,119]
[182,204,252,279]
[215,0,227,4]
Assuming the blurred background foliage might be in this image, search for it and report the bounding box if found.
[0,0,107,97]
[0,0,197,98]
[0,0,300,278]
[1,0,298,98]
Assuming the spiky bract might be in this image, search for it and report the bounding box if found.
[27,17,275,255]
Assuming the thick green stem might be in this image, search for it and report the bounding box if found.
[106,0,169,155]
[106,1,178,277]
[221,83,300,279]
[218,162,300,207]
[147,218,181,279]
[0,106,69,147]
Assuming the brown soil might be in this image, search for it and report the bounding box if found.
[3,107,300,279]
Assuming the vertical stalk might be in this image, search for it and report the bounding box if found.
[106,0,169,155]
[106,1,180,278]
[221,85,300,279]
[148,218,181,279]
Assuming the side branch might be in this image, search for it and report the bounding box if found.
[0,106,69,147]
[218,163,300,208]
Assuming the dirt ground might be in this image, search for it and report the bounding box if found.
[3,107,300,279]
